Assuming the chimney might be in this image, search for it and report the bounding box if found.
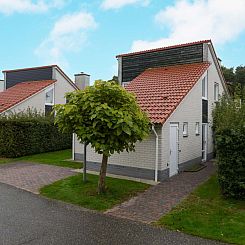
[74,72,90,90]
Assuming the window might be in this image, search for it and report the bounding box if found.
[45,88,54,105]
[183,122,188,137]
[45,87,54,116]
[45,105,53,116]
[195,122,200,135]
[202,99,208,123]
[202,76,207,99]
[214,83,219,101]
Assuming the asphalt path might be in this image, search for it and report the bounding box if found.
[0,183,226,245]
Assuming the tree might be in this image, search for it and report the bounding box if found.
[54,80,150,194]
[235,66,245,85]
[108,75,119,84]
[221,66,235,83]
[221,66,235,95]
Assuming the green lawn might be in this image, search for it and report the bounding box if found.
[0,158,13,164]
[1,149,82,169]
[17,149,82,169]
[157,175,245,245]
[40,173,150,211]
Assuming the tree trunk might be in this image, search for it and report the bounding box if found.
[98,154,108,194]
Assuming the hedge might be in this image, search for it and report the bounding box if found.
[0,116,72,158]
[213,97,245,199]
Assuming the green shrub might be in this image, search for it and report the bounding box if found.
[213,97,245,199]
[0,113,71,158]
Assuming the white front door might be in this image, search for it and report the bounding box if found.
[169,123,179,177]
[202,123,208,161]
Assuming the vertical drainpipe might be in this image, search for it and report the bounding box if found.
[72,134,75,161]
[152,125,159,182]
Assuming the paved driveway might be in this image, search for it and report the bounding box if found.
[0,183,226,245]
[0,162,76,193]
[106,161,216,223]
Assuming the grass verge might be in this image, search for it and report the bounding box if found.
[40,173,150,211]
[156,175,245,245]
[0,158,13,164]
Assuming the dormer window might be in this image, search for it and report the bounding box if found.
[202,76,208,100]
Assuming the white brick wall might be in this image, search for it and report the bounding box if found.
[75,125,162,170]
[161,73,204,170]
[53,68,76,105]
[4,88,47,114]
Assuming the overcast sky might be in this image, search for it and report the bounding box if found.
[0,0,245,82]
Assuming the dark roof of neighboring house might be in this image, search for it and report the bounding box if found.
[116,40,211,58]
[126,62,210,124]
[2,65,78,90]
[0,80,55,113]
[2,65,57,73]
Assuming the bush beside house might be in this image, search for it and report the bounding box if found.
[213,96,245,199]
[0,113,71,158]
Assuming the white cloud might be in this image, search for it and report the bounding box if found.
[101,0,150,10]
[131,0,245,51]
[0,0,65,15]
[35,11,97,68]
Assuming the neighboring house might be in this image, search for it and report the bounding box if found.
[0,65,89,115]
[73,40,229,182]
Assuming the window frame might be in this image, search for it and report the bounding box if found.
[195,122,200,135]
[45,87,55,106]
[183,122,188,137]
[214,82,219,102]
[202,76,208,100]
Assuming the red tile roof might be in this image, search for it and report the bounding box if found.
[126,62,210,124]
[0,80,55,113]
[116,40,211,58]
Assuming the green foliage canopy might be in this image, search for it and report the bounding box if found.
[213,96,245,199]
[0,111,71,158]
[54,80,150,157]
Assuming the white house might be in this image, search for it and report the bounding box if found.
[0,65,89,115]
[73,40,229,182]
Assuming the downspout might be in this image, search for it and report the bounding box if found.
[72,133,75,161]
[152,125,159,182]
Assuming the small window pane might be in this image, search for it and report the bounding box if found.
[45,105,53,116]
[202,77,206,97]
[214,83,219,101]
[46,89,54,104]
[195,122,200,135]
[183,122,188,137]
[202,77,208,99]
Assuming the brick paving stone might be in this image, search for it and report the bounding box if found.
[105,161,216,224]
[0,162,76,194]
